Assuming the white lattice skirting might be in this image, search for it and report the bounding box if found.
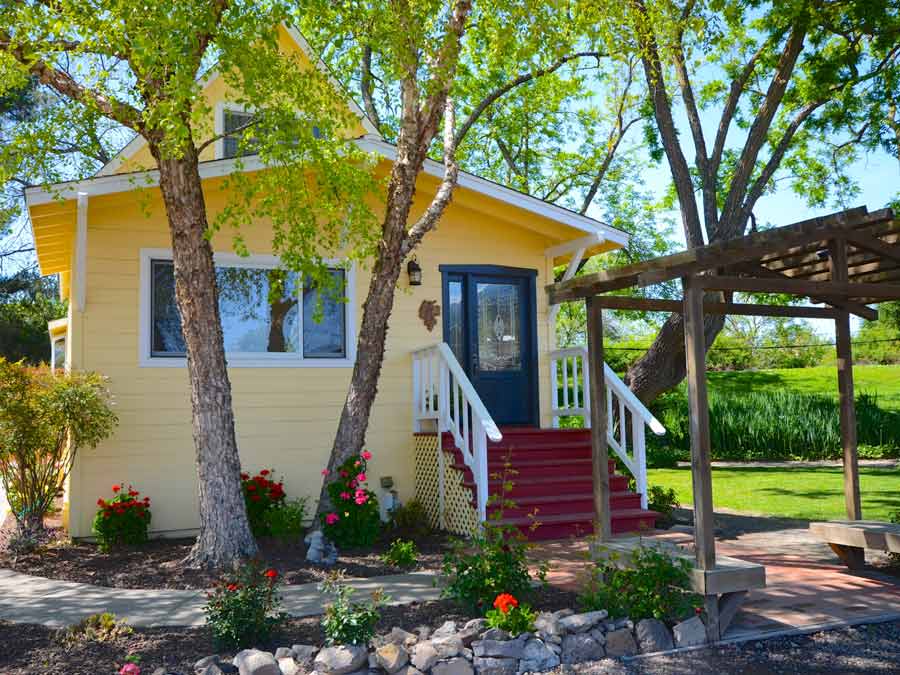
[413,433,478,536]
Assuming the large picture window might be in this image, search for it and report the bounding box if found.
[144,252,351,366]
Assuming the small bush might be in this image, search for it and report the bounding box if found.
[321,572,386,645]
[647,485,680,529]
[204,563,286,649]
[321,451,381,548]
[0,359,117,539]
[381,539,418,569]
[92,484,152,551]
[484,593,536,635]
[387,499,434,539]
[889,511,900,568]
[264,498,308,542]
[241,469,287,538]
[441,462,546,611]
[581,545,700,623]
[64,612,132,645]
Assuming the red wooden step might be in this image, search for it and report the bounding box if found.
[496,508,659,541]
[486,491,642,518]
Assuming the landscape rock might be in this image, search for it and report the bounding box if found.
[472,636,526,659]
[605,629,638,658]
[384,627,419,648]
[559,610,608,634]
[415,626,433,641]
[314,645,369,675]
[471,657,517,675]
[274,648,293,660]
[432,621,458,639]
[292,645,318,666]
[432,636,464,659]
[534,612,562,636]
[431,656,474,675]
[673,616,707,648]
[553,609,575,619]
[463,618,488,634]
[391,666,425,675]
[519,638,561,672]
[588,628,606,645]
[376,643,410,672]
[199,666,227,675]
[411,642,440,671]
[277,658,300,675]
[195,655,221,671]
[561,633,605,664]
[234,650,280,675]
[481,628,510,642]
[635,618,674,653]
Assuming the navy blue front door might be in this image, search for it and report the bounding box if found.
[441,266,538,426]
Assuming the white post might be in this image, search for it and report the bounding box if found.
[551,357,560,428]
[632,413,648,509]
[412,355,422,432]
[474,422,489,523]
[582,348,592,428]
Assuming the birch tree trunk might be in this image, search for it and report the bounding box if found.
[152,143,258,568]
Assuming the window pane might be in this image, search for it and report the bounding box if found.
[151,260,186,356]
[217,267,299,353]
[476,282,521,371]
[150,260,301,356]
[447,279,464,364]
[303,270,346,358]
[223,110,256,159]
[53,338,66,370]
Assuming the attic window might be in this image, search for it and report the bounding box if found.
[222,109,257,159]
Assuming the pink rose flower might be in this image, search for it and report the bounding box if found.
[355,494,368,505]
[356,472,367,483]
[325,512,340,525]
[361,450,372,460]
[340,491,351,500]
[321,468,330,477]
[119,665,140,675]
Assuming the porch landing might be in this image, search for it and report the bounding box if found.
[529,511,900,641]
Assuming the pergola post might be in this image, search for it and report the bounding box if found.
[830,239,863,524]
[586,296,612,541]
[682,276,720,640]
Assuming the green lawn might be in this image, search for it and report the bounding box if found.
[648,465,900,522]
[706,364,900,411]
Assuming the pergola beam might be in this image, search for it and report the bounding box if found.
[697,275,900,302]
[584,295,841,319]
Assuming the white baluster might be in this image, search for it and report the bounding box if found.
[551,357,559,427]
[582,349,592,428]
[474,421,489,523]
[562,356,569,410]
[619,398,627,454]
[632,412,648,509]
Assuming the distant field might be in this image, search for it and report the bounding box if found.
[647,465,900,522]
[706,364,900,410]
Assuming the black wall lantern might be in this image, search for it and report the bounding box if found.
[407,256,423,286]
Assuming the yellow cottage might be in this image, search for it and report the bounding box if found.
[26,26,662,542]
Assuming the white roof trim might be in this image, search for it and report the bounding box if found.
[544,232,606,258]
[95,24,381,178]
[26,139,629,248]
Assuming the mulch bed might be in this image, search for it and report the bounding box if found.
[0,586,579,675]
[0,513,453,589]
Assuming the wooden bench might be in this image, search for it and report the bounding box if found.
[810,520,900,569]
[591,537,766,638]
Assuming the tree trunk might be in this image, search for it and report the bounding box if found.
[314,161,419,522]
[152,144,258,569]
[625,305,726,405]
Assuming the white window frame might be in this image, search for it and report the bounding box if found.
[214,102,256,160]
[139,248,357,368]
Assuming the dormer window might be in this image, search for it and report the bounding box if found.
[222,108,257,159]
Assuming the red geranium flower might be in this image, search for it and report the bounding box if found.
[265,568,278,579]
[260,469,270,476]
[246,483,256,491]
[112,484,121,492]
[227,583,239,592]
[493,593,518,614]
[96,498,105,507]
[250,495,260,502]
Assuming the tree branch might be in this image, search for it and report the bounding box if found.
[360,44,383,134]
[454,50,605,147]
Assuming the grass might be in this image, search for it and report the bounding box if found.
[706,364,900,411]
[647,465,900,522]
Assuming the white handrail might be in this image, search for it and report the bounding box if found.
[412,343,501,522]
[550,346,665,509]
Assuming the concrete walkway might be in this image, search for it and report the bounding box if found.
[0,568,442,628]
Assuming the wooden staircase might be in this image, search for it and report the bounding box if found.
[443,427,659,540]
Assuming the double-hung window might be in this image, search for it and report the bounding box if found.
[221,108,257,159]
[142,251,352,367]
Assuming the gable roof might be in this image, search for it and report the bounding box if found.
[95,25,381,177]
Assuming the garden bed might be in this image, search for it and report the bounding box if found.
[0,587,578,675]
[0,514,452,590]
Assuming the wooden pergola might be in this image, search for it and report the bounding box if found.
[547,205,900,639]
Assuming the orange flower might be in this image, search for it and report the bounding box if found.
[493,593,518,614]
[265,568,278,580]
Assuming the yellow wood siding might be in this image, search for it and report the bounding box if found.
[67,179,558,537]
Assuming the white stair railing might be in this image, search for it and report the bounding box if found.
[550,346,665,509]
[412,343,502,523]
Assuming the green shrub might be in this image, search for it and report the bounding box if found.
[651,389,900,461]
[381,539,418,569]
[204,563,286,649]
[92,484,152,551]
[64,612,132,645]
[321,572,386,645]
[485,593,536,635]
[647,485,679,529]
[889,511,900,568]
[321,451,381,548]
[387,499,434,539]
[0,359,117,538]
[581,545,700,623]
[264,498,308,542]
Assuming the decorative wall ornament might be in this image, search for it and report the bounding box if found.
[418,300,441,332]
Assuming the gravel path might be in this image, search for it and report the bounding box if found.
[558,620,900,674]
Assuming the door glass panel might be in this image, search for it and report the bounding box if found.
[447,279,465,364]
[476,282,521,371]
